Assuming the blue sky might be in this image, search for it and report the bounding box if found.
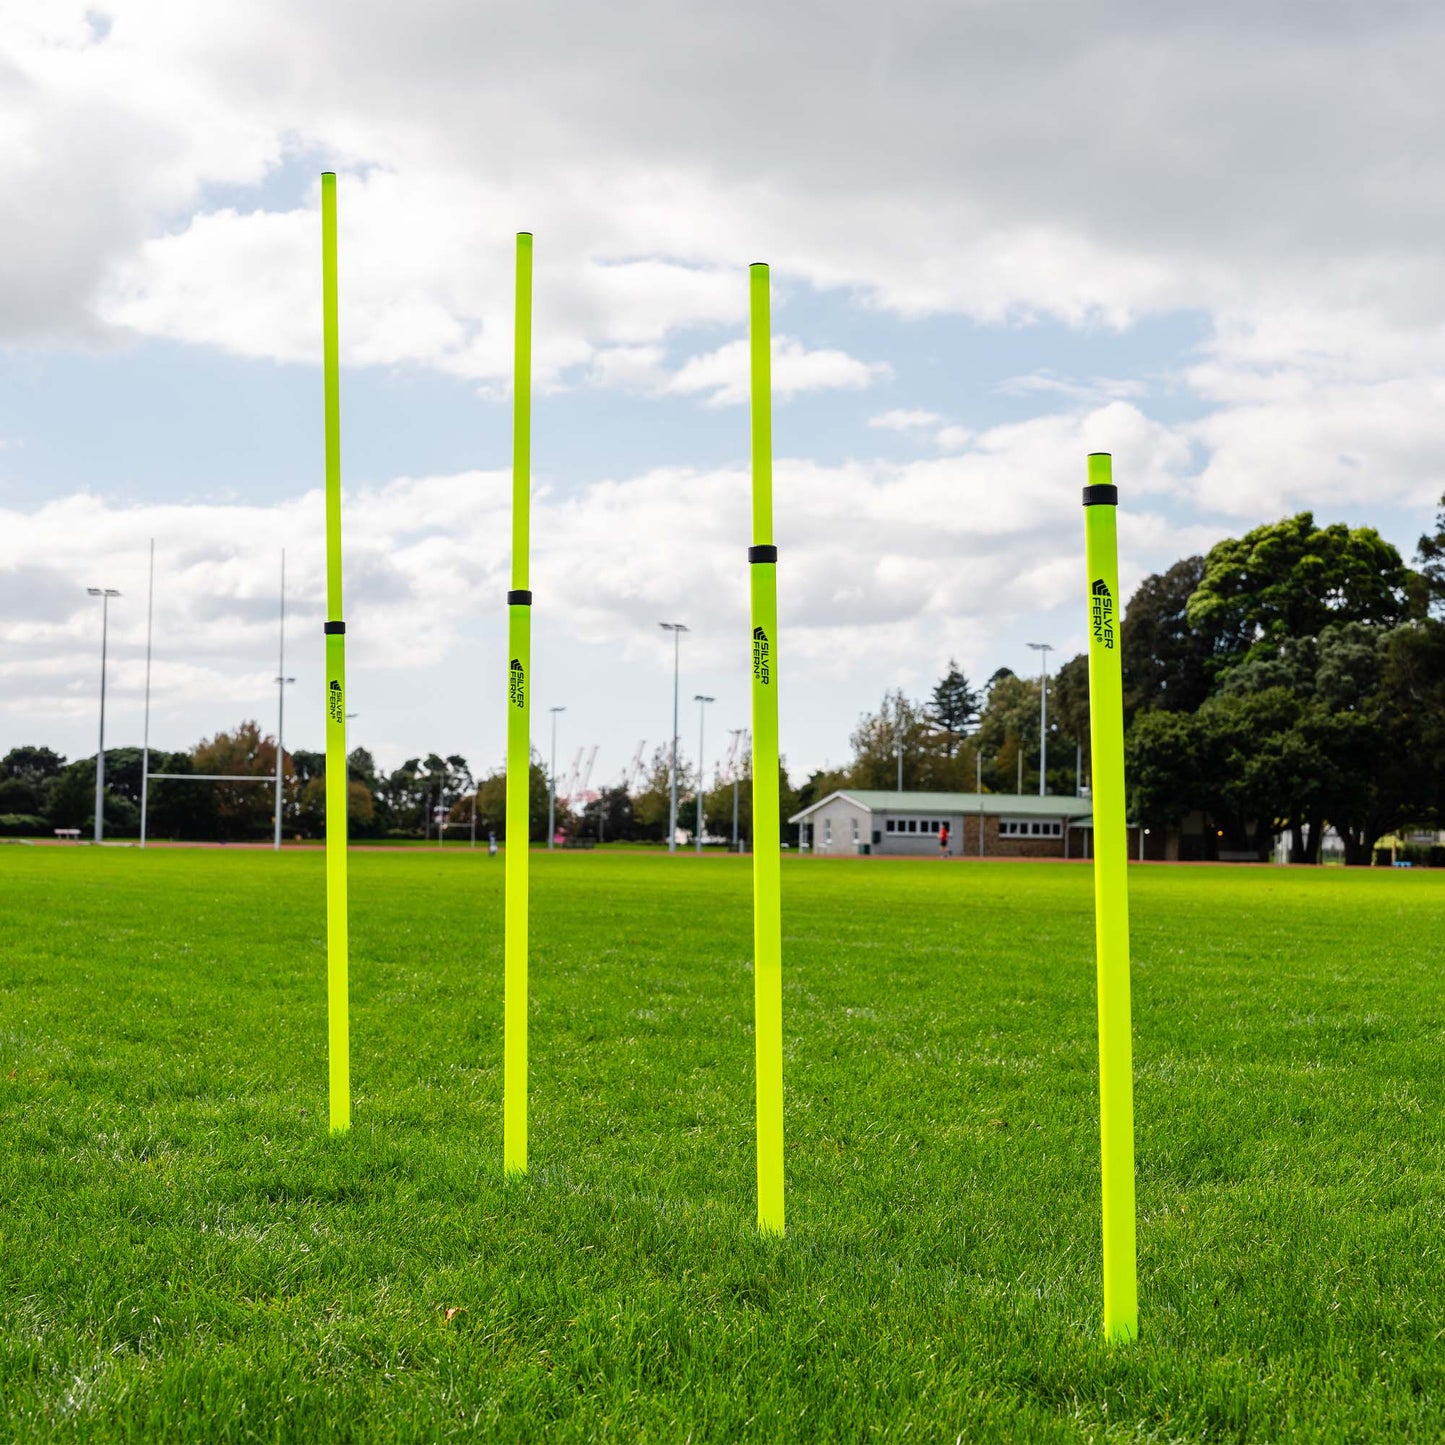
[0,304,1214,506]
[3,2,1443,794]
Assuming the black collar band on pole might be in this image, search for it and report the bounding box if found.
[323,620,346,634]
[1082,484,1118,507]
[748,545,778,563]
[507,589,533,606]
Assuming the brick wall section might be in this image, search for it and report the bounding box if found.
[956,815,1069,858]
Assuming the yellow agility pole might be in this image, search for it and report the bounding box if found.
[1083,453,1137,1340]
[320,172,350,1133]
[749,263,785,1234]
[504,232,533,1176]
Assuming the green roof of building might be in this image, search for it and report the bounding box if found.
[788,789,1096,823]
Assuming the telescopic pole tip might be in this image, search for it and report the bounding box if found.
[750,261,769,272]
[1085,451,1116,501]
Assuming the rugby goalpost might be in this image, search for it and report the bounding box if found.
[139,543,294,850]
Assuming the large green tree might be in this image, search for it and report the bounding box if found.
[1132,618,1445,864]
[470,754,552,843]
[192,722,284,841]
[1416,491,1445,615]
[1120,556,1212,720]
[849,689,931,790]
[1187,513,1410,672]
[974,672,1045,793]
[927,661,980,758]
[0,748,62,817]
[1048,652,1090,793]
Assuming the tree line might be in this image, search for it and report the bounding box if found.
[0,727,759,847]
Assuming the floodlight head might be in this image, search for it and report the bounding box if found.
[694,694,715,704]
[1027,641,1054,653]
[549,705,566,714]
[659,621,689,634]
[87,587,121,597]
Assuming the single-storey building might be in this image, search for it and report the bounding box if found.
[788,789,1109,860]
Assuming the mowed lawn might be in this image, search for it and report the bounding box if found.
[2,848,1443,1442]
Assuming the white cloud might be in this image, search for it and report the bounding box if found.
[9,0,1445,365]
[665,336,889,407]
[869,411,972,452]
[999,371,1150,404]
[868,409,944,431]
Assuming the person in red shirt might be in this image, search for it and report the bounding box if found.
[939,822,950,856]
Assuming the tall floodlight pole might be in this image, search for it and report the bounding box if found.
[694,695,714,853]
[504,231,534,1176]
[140,542,154,849]
[547,706,565,849]
[1028,641,1054,797]
[730,727,745,851]
[87,587,121,843]
[659,622,688,852]
[319,170,350,1133]
[274,549,295,851]
[749,261,785,1235]
[1083,452,1138,1342]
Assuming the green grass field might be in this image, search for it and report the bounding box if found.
[2,848,1442,1441]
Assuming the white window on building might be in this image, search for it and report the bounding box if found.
[825,818,833,846]
[851,818,860,843]
[1000,818,1062,838]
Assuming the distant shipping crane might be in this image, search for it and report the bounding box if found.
[559,747,583,810]
[577,745,599,808]
[722,728,742,788]
[623,740,647,795]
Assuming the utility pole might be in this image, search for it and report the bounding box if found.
[548,705,565,849]
[659,622,688,852]
[694,694,714,853]
[1027,641,1054,797]
[87,586,121,843]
